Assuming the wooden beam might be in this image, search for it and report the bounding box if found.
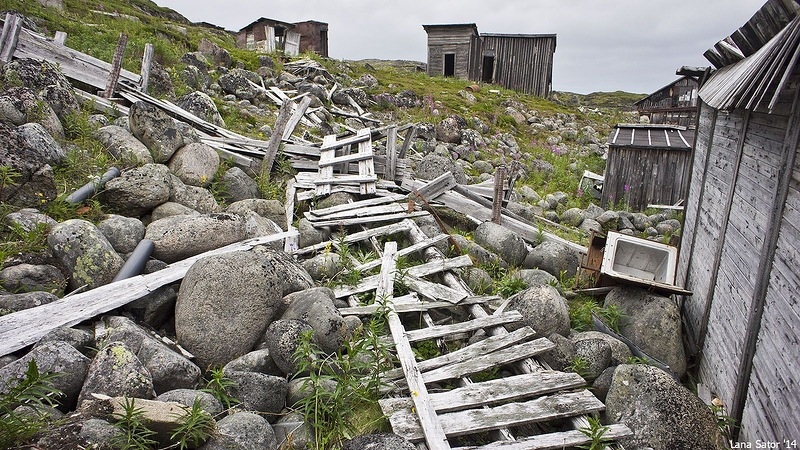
[492,167,505,224]
[0,231,298,357]
[282,95,313,141]
[405,311,524,343]
[262,99,294,179]
[386,126,398,181]
[103,33,128,99]
[139,43,154,94]
[450,425,632,450]
[0,13,23,63]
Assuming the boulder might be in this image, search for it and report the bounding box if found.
[560,208,585,227]
[3,208,57,232]
[342,433,416,450]
[460,267,493,295]
[145,213,247,263]
[34,326,94,356]
[124,284,177,329]
[0,59,72,93]
[217,70,258,101]
[226,199,287,230]
[450,234,506,269]
[435,116,464,143]
[128,101,185,163]
[280,287,346,353]
[169,175,221,213]
[239,210,284,243]
[606,364,722,449]
[97,214,145,254]
[297,217,330,248]
[604,286,686,378]
[523,240,580,278]
[100,316,201,395]
[221,167,259,202]
[261,319,315,375]
[198,412,276,450]
[47,219,124,291]
[93,125,153,165]
[168,142,220,187]
[573,338,612,382]
[301,252,343,282]
[5,87,64,138]
[0,341,89,410]
[176,91,225,127]
[222,349,282,377]
[514,268,558,289]
[539,333,575,372]
[198,38,232,68]
[40,84,80,124]
[504,285,570,337]
[156,389,224,417]
[413,153,468,184]
[17,122,66,166]
[100,164,172,216]
[0,263,65,294]
[474,221,528,267]
[76,341,155,405]
[0,291,58,313]
[570,331,632,366]
[274,410,314,450]
[175,247,312,369]
[150,201,200,221]
[224,370,287,420]
[0,121,58,207]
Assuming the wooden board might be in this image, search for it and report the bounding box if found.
[405,311,524,343]
[450,424,632,450]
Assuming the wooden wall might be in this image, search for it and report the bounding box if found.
[636,77,699,127]
[601,146,691,211]
[424,26,477,79]
[678,71,800,441]
[481,35,555,97]
[293,21,328,57]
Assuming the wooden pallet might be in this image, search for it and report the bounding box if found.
[316,128,376,195]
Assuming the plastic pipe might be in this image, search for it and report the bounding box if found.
[112,239,154,282]
[65,167,121,204]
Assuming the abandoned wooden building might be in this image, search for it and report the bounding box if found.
[602,124,694,211]
[634,75,700,128]
[236,17,329,57]
[676,0,800,442]
[422,23,556,97]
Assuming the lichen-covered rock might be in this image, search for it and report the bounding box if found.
[261,319,315,375]
[300,252,343,282]
[523,240,580,278]
[101,164,172,216]
[167,142,220,187]
[156,389,224,416]
[413,153,468,184]
[222,349,282,377]
[224,370,287,420]
[474,221,528,267]
[169,175,221,213]
[98,214,145,254]
[198,412,276,450]
[150,201,200,221]
[280,287,346,354]
[3,208,57,232]
[342,433,416,450]
[435,116,464,144]
[4,87,65,139]
[0,263,65,294]
[93,125,154,165]
[0,59,72,93]
[0,122,58,207]
[606,364,722,449]
[128,101,185,163]
[217,70,258,101]
[145,213,246,263]
[175,247,312,369]
[77,341,155,405]
[504,284,570,337]
[221,167,259,202]
[226,199,286,231]
[176,91,225,127]
[47,219,124,291]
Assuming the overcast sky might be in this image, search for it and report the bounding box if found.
[155,0,767,94]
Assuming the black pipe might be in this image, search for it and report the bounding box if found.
[112,239,154,282]
[65,167,121,204]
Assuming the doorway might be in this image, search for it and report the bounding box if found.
[444,53,455,77]
[481,55,495,83]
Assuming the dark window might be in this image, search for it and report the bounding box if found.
[444,53,455,77]
[481,55,494,83]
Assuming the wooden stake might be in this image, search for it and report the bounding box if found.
[0,13,23,63]
[261,99,294,179]
[103,33,128,99]
[139,43,154,94]
[492,166,505,224]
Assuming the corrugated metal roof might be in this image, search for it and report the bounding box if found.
[607,124,694,150]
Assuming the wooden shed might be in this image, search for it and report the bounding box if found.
[634,75,700,128]
[601,124,694,211]
[236,17,328,57]
[422,24,556,97]
[676,0,800,442]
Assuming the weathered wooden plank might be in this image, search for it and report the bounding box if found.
[0,13,23,63]
[356,128,376,195]
[312,175,378,185]
[294,221,411,256]
[0,231,298,357]
[309,194,407,218]
[386,126,398,181]
[405,311,524,343]
[315,135,337,196]
[403,276,468,304]
[263,100,295,177]
[333,254,473,298]
[310,210,428,228]
[339,295,492,316]
[139,43,154,94]
[381,242,451,450]
[422,338,556,384]
[387,390,603,441]
[318,151,375,167]
[353,234,450,272]
[320,133,371,150]
[451,424,632,450]
[103,33,128,99]
[305,203,405,222]
[282,95,313,140]
[381,371,587,415]
[406,172,458,203]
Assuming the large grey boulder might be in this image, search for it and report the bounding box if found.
[0,341,89,410]
[0,291,58,313]
[297,217,330,248]
[100,164,172,216]
[450,234,506,269]
[169,175,221,213]
[128,101,185,163]
[300,252,343,282]
[3,208,57,232]
[17,122,66,166]
[504,285,570,337]
[0,121,58,207]
[150,201,200,221]
[224,370,287,420]
[221,167,260,203]
[514,268,558,289]
[0,263,65,294]
[77,341,155,405]
[413,153,468,184]
[240,211,284,243]
[34,326,94,356]
[94,125,154,165]
[474,221,528,267]
[573,338,611,382]
[156,389,224,417]
[275,410,314,450]
[47,219,124,291]
[40,84,80,125]
[523,240,580,278]
[145,213,247,263]
[280,287,346,354]
[8,88,63,138]
[175,247,312,369]
[571,331,632,366]
[176,91,225,127]
[223,349,282,377]
[217,70,259,101]
[0,59,72,93]
[99,316,201,395]
[168,142,220,187]
[198,38,232,68]
[435,116,464,143]
[124,284,178,329]
[606,364,722,449]
[97,214,145,254]
[603,286,686,378]
[198,412,276,450]
[560,207,585,227]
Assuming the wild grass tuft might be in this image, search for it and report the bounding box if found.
[0,360,63,449]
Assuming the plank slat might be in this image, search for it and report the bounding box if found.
[308,193,407,217]
[310,210,429,228]
[451,424,632,450]
[305,203,405,222]
[405,311,524,343]
[387,390,604,441]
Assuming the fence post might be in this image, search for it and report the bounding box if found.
[103,33,128,98]
[139,43,154,94]
[492,166,505,224]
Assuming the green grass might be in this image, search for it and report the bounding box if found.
[0,360,63,449]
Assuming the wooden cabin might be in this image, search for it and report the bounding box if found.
[236,17,329,57]
[422,24,556,97]
[676,0,800,442]
[602,124,694,211]
[635,75,700,128]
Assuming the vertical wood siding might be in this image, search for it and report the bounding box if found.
[601,146,691,211]
[481,35,555,97]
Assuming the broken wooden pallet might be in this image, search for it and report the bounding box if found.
[316,128,377,195]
